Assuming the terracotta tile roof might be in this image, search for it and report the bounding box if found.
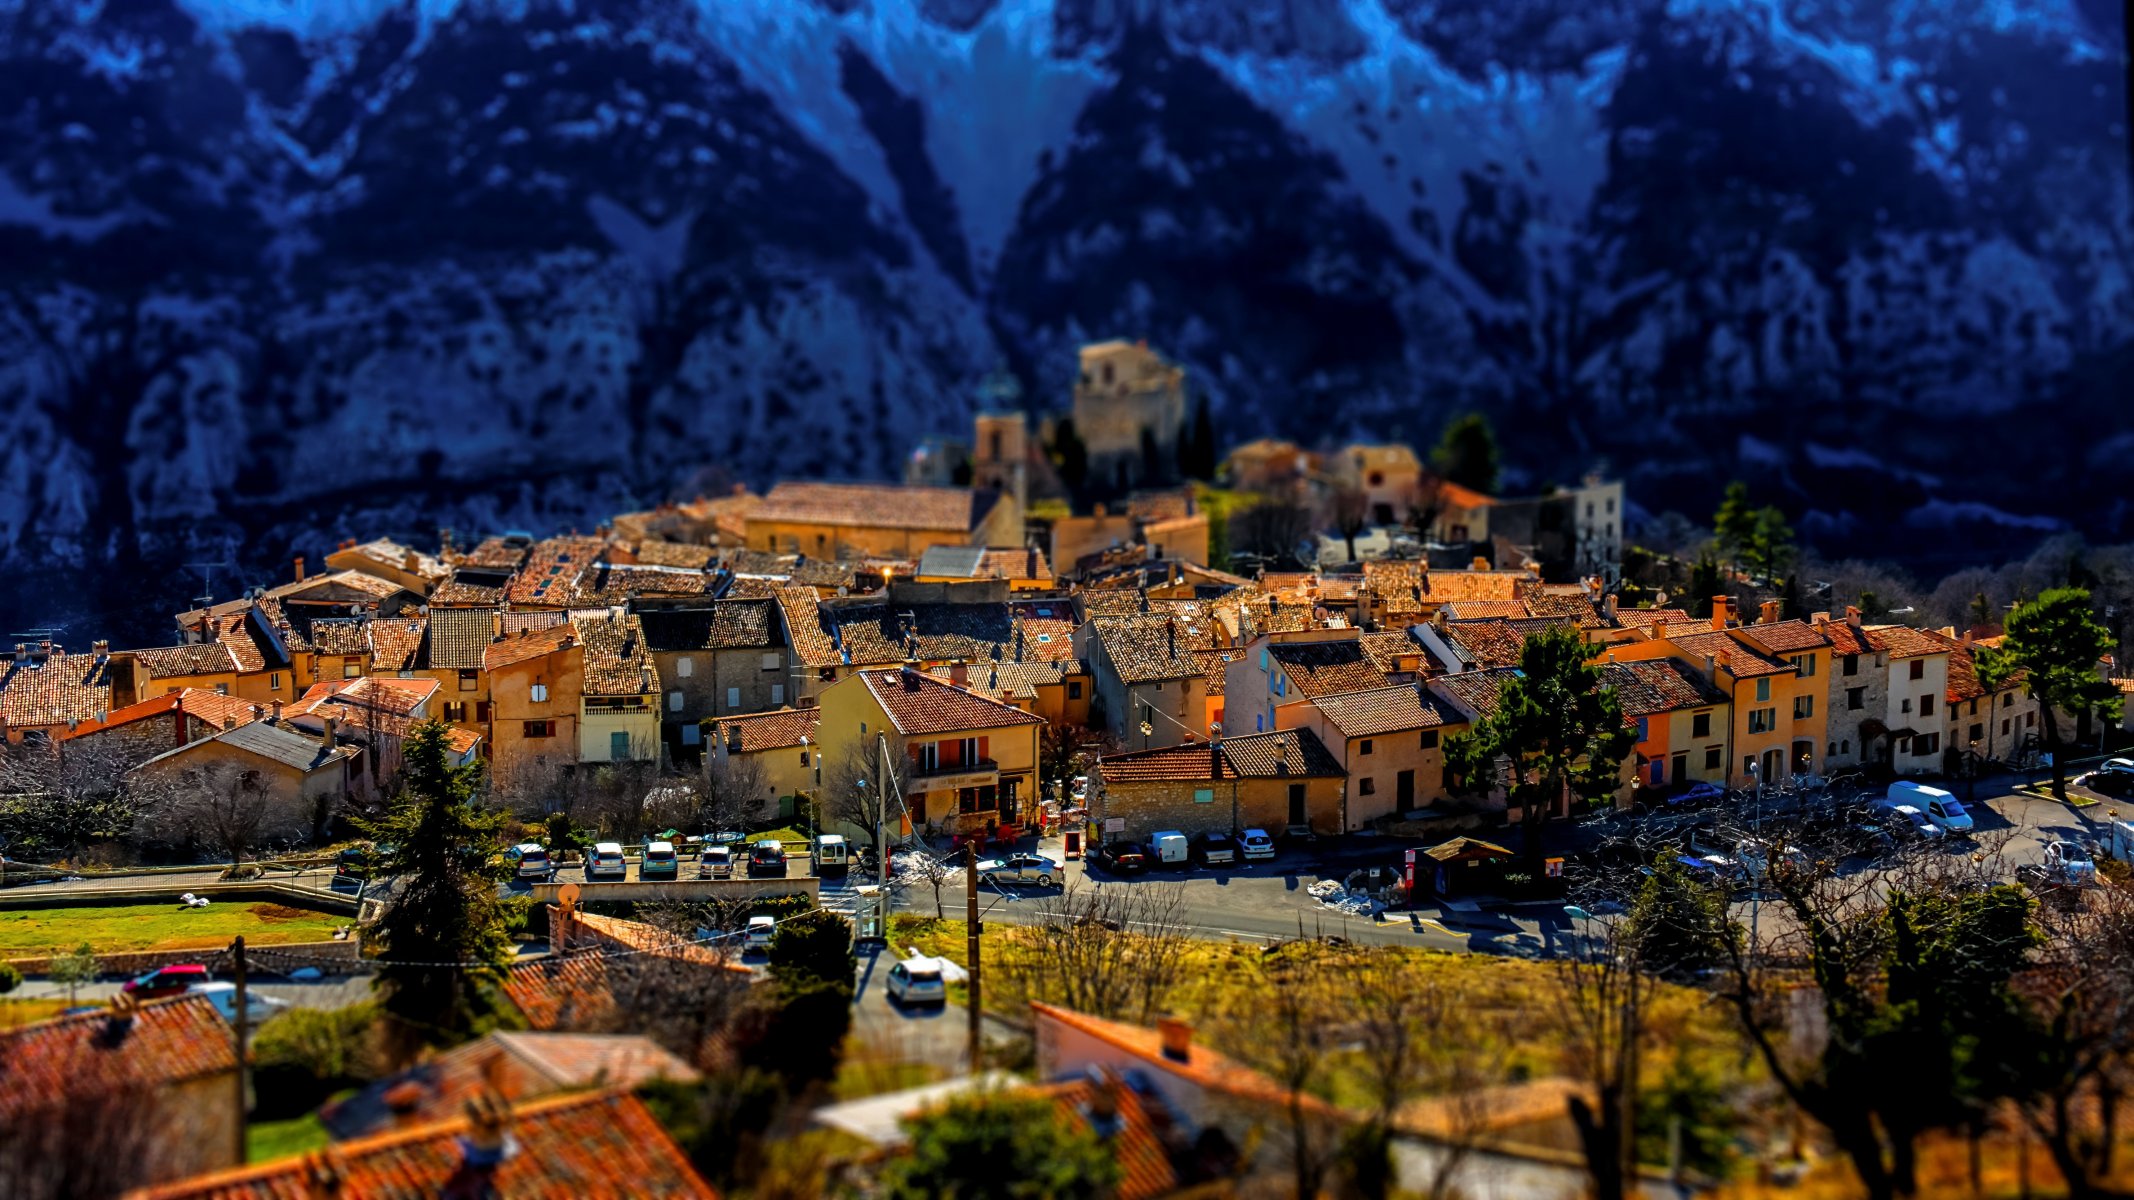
[1265,640,1391,699]
[1613,607,1692,632]
[1598,659,1729,719]
[1090,617,1204,684]
[1009,603,1079,663]
[709,707,820,753]
[1865,624,1947,659]
[775,587,842,668]
[637,601,779,653]
[307,619,371,658]
[126,643,241,680]
[1124,491,1194,523]
[299,676,438,721]
[1665,630,1793,678]
[566,910,730,966]
[722,575,788,599]
[1097,728,1344,783]
[321,1032,699,1141]
[57,687,260,741]
[1735,619,1831,655]
[131,1090,717,1200]
[1430,668,1523,723]
[0,648,116,729]
[1144,601,1229,652]
[857,668,1046,736]
[917,545,1052,580]
[1031,1074,1180,1200]
[1445,620,1528,670]
[1920,629,2025,705]
[755,481,996,533]
[505,536,607,607]
[427,607,497,671]
[1190,651,1234,698]
[456,536,530,571]
[1310,686,1452,738]
[831,602,1015,667]
[960,660,1067,703]
[150,720,359,774]
[264,568,408,604]
[368,614,428,672]
[1439,599,1529,620]
[1817,618,1875,657]
[482,623,578,673]
[1097,741,1231,783]
[1435,479,1497,509]
[429,578,505,606]
[504,955,622,1032]
[1356,631,1429,678]
[0,995,235,1126]
[625,540,717,569]
[1078,590,1151,618]
[336,538,450,583]
[1523,588,1605,628]
[574,564,716,605]
[787,557,868,590]
[1030,1002,1346,1120]
[572,613,656,697]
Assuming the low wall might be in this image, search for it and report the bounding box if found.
[8,938,364,979]
[0,882,360,916]
[528,876,820,906]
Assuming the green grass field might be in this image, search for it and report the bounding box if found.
[0,998,72,1028]
[247,1112,332,1162]
[0,901,346,957]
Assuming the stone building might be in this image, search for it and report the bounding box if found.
[1072,340,1188,493]
[1090,728,1346,842]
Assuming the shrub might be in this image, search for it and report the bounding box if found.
[0,961,20,994]
[250,1001,383,1118]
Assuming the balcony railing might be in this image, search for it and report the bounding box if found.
[913,757,999,780]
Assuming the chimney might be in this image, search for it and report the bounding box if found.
[33,638,51,664]
[1653,618,1667,640]
[949,660,969,688]
[1604,594,1618,620]
[321,716,337,751]
[271,700,283,724]
[1027,546,1040,578]
[901,664,922,692]
[401,549,419,574]
[1846,605,1862,630]
[1757,599,1780,625]
[11,644,24,664]
[1812,612,1831,624]
[223,714,237,731]
[1471,556,1489,572]
[383,1080,427,1123]
[92,639,109,661]
[447,1088,517,1190]
[1157,1016,1193,1063]
[1711,598,1729,631]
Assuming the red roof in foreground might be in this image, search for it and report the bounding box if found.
[128,1090,716,1200]
[1030,1002,1345,1121]
[0,995,235,1125]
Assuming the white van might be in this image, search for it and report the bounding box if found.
[1149,830,1189,866]
[814,834,851,874]
[1886,781,1972,833]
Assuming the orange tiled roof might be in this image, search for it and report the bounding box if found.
[368,614,428,672]
[572,612,656,697]
[57,687,261,741]
[1445,620,1528,670]
[1,995,235,1126]
[126,643,241,680]
[504,536,607,607]
[320,1032,700,1141]
[1029,1002,1346,1120]
[129,1090,717,1200]
[0,648,116,729]
[1665,630,1793,678]
[1865,624,1948,659]
[709,707,820,753]
[755,481,993,533]
[1090,616,1204,684]
[1613,608,1692,631]
[1265,639,1391,698]
[1816,617,1875,657]
[482,624,577,673]
[775,587,842,668]
[1735,619,1831,655]
[1310,685,1455,738]
[1031,1074,1181,1200]
[857,668,1045,736]
[1599,659,1730,719]
[1097,728,1343,783]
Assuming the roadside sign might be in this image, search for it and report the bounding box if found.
[1103,817,1125,833]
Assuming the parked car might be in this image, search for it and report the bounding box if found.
[190,982,289,1025]
[743,915,777,951]
[885,955,949,1006]
[640,841,679,881]
[1093,840,1150,874]
[1674,854,1744,885]
[814,834,851,875]
[1149,830,1190,867]
[1735,838,1810,883]
[2085,759,2134,796]
[698,844,734,878]
[1684,824,1733,859]
[975,852,1062,887]
[1193,832,1237,867]
[1887,781,1972,833]
[1869,800,1945,841]
[123,963,209,999]
[748,840,788,877]
[586,842,628,880]
[1668,781,1728,809]
[2042,840,2099,887]
[510,843,554,881]
[1239,828,1277,861]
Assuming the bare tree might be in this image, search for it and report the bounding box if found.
[697,750,770,833]
[1552,914,1654,1200]
[1330,482,1370,563]
[1213,942,1345,1200]
[2015,879,2134,1199]
[821,736,907,851]
[1228,493,1317,568]
[141,759,309,871]
[1344,951,1509,1200]
[989,878,1195,1025]
[0,737,154,864]
[905,849,956,921]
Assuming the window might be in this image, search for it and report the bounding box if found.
[1635,717,1649,742]
[726,687,741,710]
[682,724,701,745]
[1791,654,1817,677]
[1743,755,1757,776]
[1793,695,1813,720]
[443,701,465,722]
[1606,497,1615,514]
[1153,681,1163,692]
[1705,746,1723,770]
[1068,681,1083,700]
[1755,678,1772,702]
[344,662,362,679]
[1359,739,1374,756]
[475,701,490,723]
[1841,740,1850,754]
[1909,659,1925,680]
[669,691,684,712]
[771,684,785,705]
[1258,648,1268,670]
[2002,693,2013,708]
[523,720,554,738]
[214,683,230,695]
[918,742,940,772]
[676,657,693,678]
[1687,711,1709,738]
[1968,698,1978,715]
[270,673,282,690]
[1920,694,1934,717]
[1843,654,1859,676]
[760,653,779,671]
[1358,777,1376,796]
[1847,687,1866,710]
[2001,718,2011,735]
[1419,730,1438,749]
[959,737,980,764]
[1827,741,1836,758]
[530,683,549,703]
[1193,788,1215,804]
[1749,708,1776,734]
[1915,733,1940,755]
[1670,751,1687,781]
[1902,697,1914,714]
[1256,714,1265,732]
[610,731,631,760]
[1969,723,1984,743]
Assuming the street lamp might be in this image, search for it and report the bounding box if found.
[1746,759,1761,830]
[1967,739,1980,806]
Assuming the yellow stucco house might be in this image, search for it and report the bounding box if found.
[817,665,1046,837]
[745,481,1023,557]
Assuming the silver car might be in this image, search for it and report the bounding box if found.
[974,852,1062,887]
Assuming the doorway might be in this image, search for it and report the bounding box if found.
[1395,770,1416,813]
[1288,784,1307,826]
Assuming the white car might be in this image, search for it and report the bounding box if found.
[1239,828,1276,860]
[1735,839,1809,883]
[586,842,627,880]
[885,955,949,1006]
[189,982,289,1026]
[511,843,554,880]
[743,915,777,951]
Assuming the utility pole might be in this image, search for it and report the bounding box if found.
[964,841,982,1075]
[231,936,250,1166]
[876,733,891,888]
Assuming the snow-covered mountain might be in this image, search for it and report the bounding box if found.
[1,0,2127,638]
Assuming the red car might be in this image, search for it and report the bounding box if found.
[122,963,208,998]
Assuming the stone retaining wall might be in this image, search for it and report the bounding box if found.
[8,938,364,979]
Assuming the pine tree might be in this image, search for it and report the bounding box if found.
[1713,481,1755,573]
[2000,588,2122,800]
[1430,412,1501,494]
[361,721,512,1057]
[1688,553,1724,618]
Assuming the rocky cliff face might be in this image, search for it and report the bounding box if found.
[1,0,2126,639]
